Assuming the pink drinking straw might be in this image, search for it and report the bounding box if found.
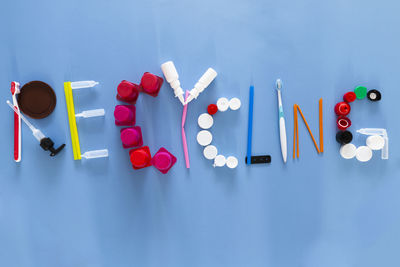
[182,91,190,168]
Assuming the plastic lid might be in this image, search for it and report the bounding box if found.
[198,113,214,129]
[226,156,238,168]
[214,155,226,167]
[340,143,357,159]
[343,92,356,103]
[130,149,150,167]
[141,73,159,94]
[334,102,351,116]
[367,89,381,101]
[229,98,241,110]
[121,128,140,146]
[152,152,172,170]
[336,130,353,144]
[117,80,138,98]
[203,145,218,160]
[354,86,367,99]
[18,81,56,119]
[356,146,373,162]
[217,97,229,112]
[207,104,218,115]
[366,135,385,150]
[337,116,351,130]
[114,105,132,122]
[197,130,212,146]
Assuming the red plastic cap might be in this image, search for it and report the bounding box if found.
[207,104,218,115]
[337,116,351,130]
[151,147,177,174]
[120,126,143,148]
[114,105,136,126]
[117,80,140,103]
[343,92,356,103]
[129,146,152,169]
[140,72,163,97]
[334,102,351,116]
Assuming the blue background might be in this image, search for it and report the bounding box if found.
[1,0,400,266]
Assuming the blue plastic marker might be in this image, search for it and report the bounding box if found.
[246,84,254,165]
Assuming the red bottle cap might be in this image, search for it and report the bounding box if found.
[207,104,218,115]
[140,72,163,97]
[343,92,356,103]
[337,116,351,130]
[117,80,140,103]
[334,102,351,116]
[129,146,152,169]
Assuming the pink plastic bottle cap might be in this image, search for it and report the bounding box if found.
[151,147,177,174]
[121,127,142,148]
[153,152,172,170]
[114,105,135,126]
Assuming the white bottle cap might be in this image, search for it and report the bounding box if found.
[161,61,179,83]
[217,97,229,112]
[197,130,212,146]
[214,155,226,167]
[203,145,218,160]
[356,146,373,162]
[198,113,214,129]
[340,143,356,159]
[366,135,385,150]
[226,156,238,168]
[229,98,241,110]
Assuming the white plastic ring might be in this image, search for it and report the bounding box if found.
[203,145,218,160]
[197,130,212,146]
[198,113,214,129]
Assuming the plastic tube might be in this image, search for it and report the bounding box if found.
[71,81,99,89]
[81,149,109,159]
[75,109,105,118]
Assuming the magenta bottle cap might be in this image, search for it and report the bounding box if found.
[114,105,135,126]
[120,127,143,148]
[151,147,177,174]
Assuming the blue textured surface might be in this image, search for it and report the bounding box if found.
[1,0,400,266]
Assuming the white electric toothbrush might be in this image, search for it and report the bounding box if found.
[276,79,287,163]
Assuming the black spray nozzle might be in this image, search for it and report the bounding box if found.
[40,137,65,157]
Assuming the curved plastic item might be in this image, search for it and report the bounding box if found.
[334,102,351,116]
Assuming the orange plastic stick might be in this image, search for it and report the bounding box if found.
[319,98,324,153]
[297,106,321,154]
[293,105,297,159]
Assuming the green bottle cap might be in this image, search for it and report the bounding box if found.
[354,86,367,99]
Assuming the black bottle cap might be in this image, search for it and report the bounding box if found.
[367,89,381,101]
[336,130,353,144]
[245,155,271,164]
[40,137,65,156]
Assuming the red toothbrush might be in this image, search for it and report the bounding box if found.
[11,82,21,162]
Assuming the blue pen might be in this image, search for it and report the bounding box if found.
[246,84,254,165]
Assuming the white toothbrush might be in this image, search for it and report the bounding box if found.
[276,79,287,163]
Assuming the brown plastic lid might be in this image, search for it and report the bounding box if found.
[18,81,56,119]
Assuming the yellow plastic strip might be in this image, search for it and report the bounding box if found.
[64,82,81,160]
